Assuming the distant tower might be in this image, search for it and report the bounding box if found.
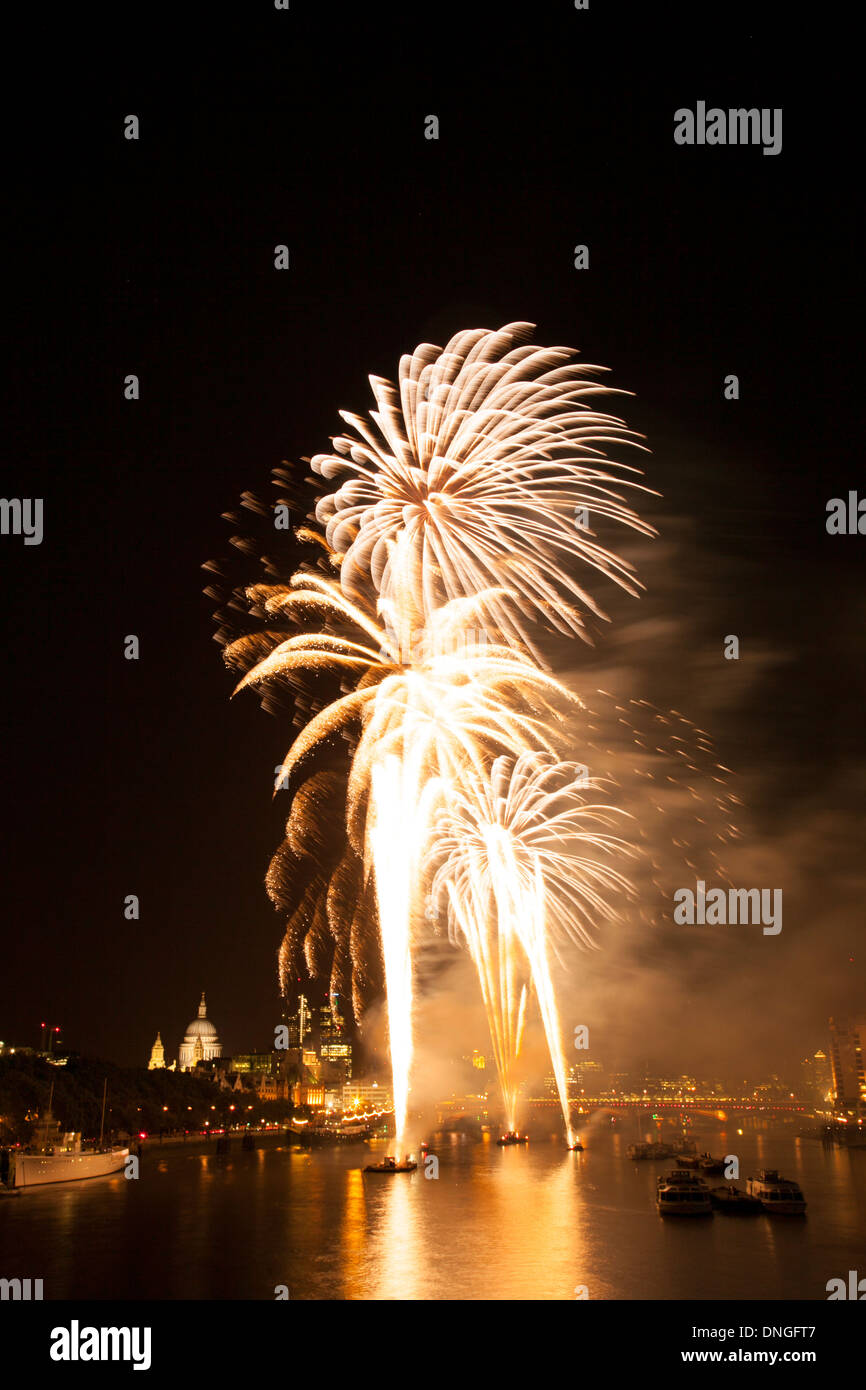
[148,1032,165,1070]
[178,992,222,1071]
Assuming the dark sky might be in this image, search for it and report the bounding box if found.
[2,8,860,1073]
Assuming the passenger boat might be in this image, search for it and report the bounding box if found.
[363,1155,417,1173]
[745,1170,806,1214]
[657,1178,713,1216]
[709,1185,763,1213]
[496,1131,529,1147]
[657,1169,707,1189]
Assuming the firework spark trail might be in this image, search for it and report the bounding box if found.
[440,841,529,1131]
[312,323,657,658]
[235,586,575,1148]
[432,753,634,1138]
[221,325,667,1146]
[368,755,415,1149]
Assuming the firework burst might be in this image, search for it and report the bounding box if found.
[312,322,657,657]
[207,324,726,1151]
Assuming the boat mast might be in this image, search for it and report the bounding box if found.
[99,1079,107,1148]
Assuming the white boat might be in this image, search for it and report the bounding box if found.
[745,1169,806,1214]
[657,1178,713,1216]
[657,1169,707,1189]
[7,1100,129,1189]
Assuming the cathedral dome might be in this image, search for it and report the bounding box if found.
[178,993,222,1070]
[184,1017,218,1040]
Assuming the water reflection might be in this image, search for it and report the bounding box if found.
[2,1123,863,1300]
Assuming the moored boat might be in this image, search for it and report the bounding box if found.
[709,1184,763,1213]
[697,1153,727,1175]
[657,1169,707,1189]
[297,1123,371,1146]
[671,1137,697,1156]
[745,1170,806,1214]
[7,1112,128,1190]
[628,1140,674,1160]
[657,1179,713,1216]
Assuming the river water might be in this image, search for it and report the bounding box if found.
[2,1118,863,1300]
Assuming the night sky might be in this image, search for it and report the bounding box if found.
[2,8,860,1073]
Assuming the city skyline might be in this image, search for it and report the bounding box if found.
[1,2,861,1328]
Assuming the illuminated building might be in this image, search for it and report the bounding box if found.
[569,1060,604,1094]
[829,1017,866,1118]
[148,1032,165,1070]
[232,1052,275,1074]
[178,993,222,1071]
[341,1081,392,1112]
[285,995,313,1050]
[291,1081,325,1107]
[800,1049,833,1106]
[316,1000,352,1080]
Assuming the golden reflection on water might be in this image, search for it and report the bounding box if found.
[355,1140,590,1300]
[9,1121,853,1300]
[339,1167,369,1297]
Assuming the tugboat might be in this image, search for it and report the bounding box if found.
[496,1131,529,1147]
[745,1170,806,1214]
[709,1185,763,1213]
[567,1138,584,1151]
[363,1154,418,1173]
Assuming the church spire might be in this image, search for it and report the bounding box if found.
[148,1031,165,1070]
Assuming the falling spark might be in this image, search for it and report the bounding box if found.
[432,753,633,1138]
